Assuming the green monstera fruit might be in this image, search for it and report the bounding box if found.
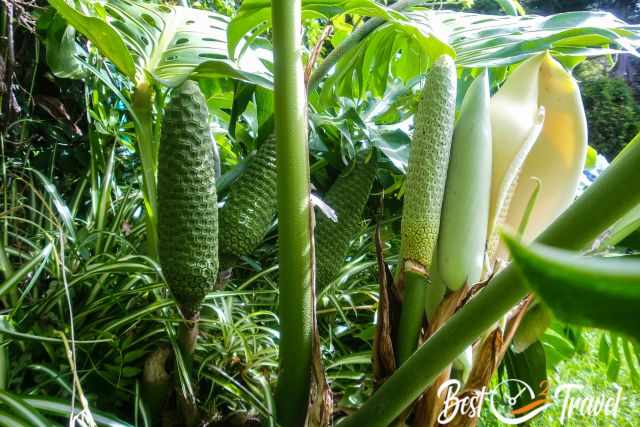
[219,137,277,258]
[315,159,376,289]
[157,80,218,317]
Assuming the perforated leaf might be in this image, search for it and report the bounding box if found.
[227,0,403,58]
[324,9,640,99]
[49,0,271,87]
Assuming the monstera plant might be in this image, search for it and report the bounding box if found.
[46,0,640,426]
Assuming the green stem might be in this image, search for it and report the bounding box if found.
[132,81,158,260]
[307,0,422,92]
[0,137,10,281]
[338,128,640,427]
[271,0,313,425]
[95,144,116,254]
[396,269,427,365]
[0,241,11,279]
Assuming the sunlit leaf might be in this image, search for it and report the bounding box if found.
[370,129,410,173]
[324,9,640,99]
[0,391,50,427]
[30,169,76,240]
[420,10,639,67]
[493,0,525,16]
[42,13,87,79]
[585,146,598,170]
[227,0,403,58]
[48,0,136,79]
[503,233,640,341]
[541,324,576,368]
[49,0,271,87]
[0,244,53,299]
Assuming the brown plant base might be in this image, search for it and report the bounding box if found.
[373,214,401,387]
[142,346,172,424]
[447,328,504,427]
[446,295,533,427]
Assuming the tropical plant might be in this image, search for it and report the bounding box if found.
[2,0,640,426]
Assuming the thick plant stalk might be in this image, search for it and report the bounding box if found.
[414,70,492,427]
[271,0,313,425]
[396,268,427,364]
[337,124,640,427]
[132,81,159,259]
[141,346,171,424]
[447,329,504,427]
[413,285,468,427]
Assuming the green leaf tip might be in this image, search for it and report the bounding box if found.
[502,231,640,342]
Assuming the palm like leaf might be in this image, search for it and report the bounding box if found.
[49,0,271,87]
[322,9,640,98]
[421,10,639,66]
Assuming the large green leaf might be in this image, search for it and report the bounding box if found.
[423,10,639,67]
[323,9,640,99]
[227,0,403,58]
[48,0,136,78]
[40,11,87,79]
[0,392,50,427]
[49,0,271,87]
[503,233,640,341]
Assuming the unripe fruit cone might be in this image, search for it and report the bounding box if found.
[315,159,376,290]
[400,54,457,271]
[158,80,219,317]
[397,55,456,365]
[219,137,277,258]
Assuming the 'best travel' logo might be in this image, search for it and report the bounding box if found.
[437,379,624,425]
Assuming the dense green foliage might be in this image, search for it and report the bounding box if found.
[581,78,640,160]
[158,81,219,316]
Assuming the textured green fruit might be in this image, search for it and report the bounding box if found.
[157,80,218,316]
[438,69,492,291]
[315,159,376,289]
[401,55,457,270]
[218,137,277,258]
[512,302,552,353]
